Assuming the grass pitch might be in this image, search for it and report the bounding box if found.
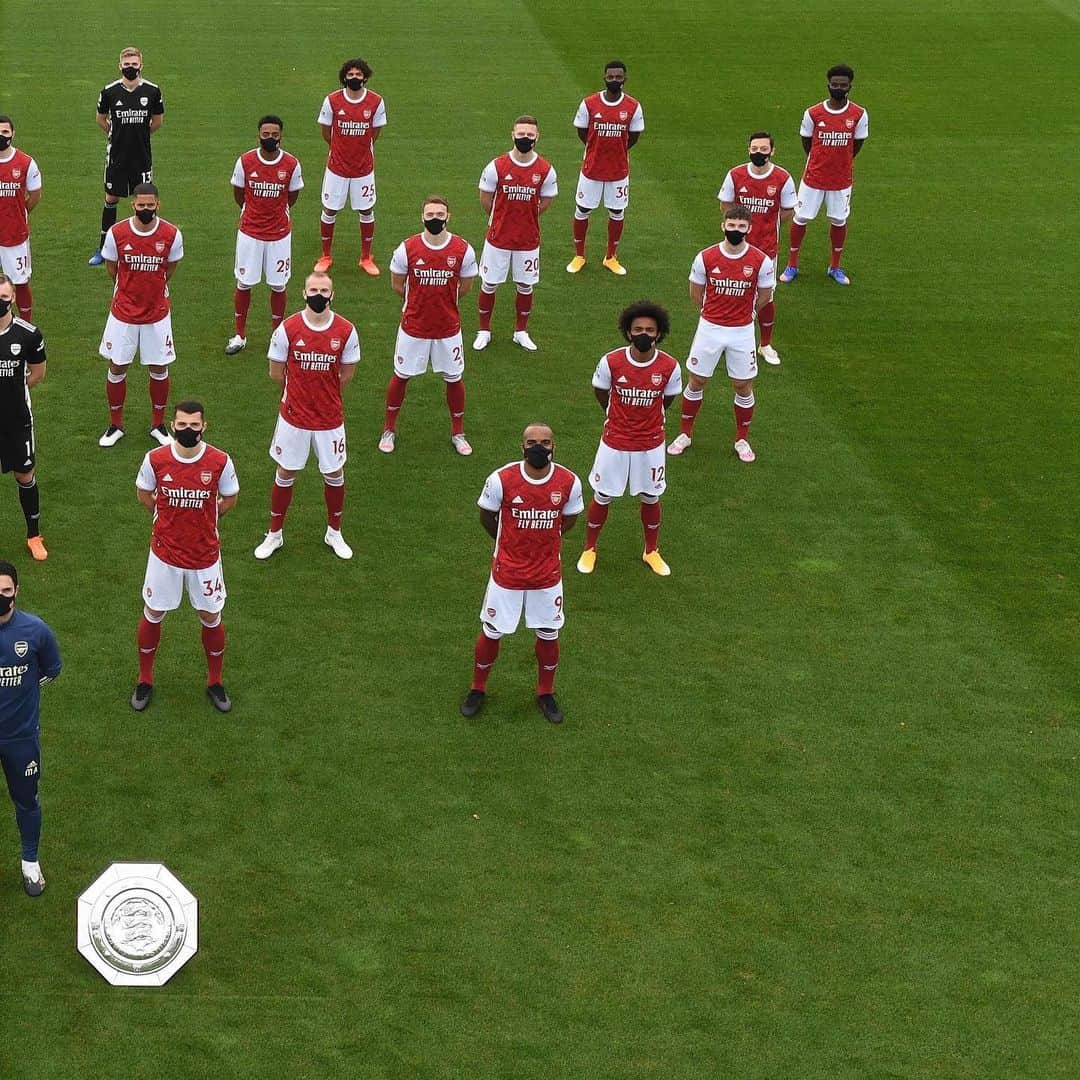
[0,1,1077,1077]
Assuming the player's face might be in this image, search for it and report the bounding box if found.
[512,124,539,146]
[604,68,626,91]
[723,217,750,242]
[0,123,13,143]
[0,576,16,600]
[748,138,772,159]
[522,427,554,452]
[304,279,333,298]
[344,68,366,86]
[132,195,159,213]
[827,75,852,98]
[422,203,449,224]
[629,317,660,341]
[0,282,15,311]
[119,54,141,78]
[259,124,283,144]
[173,411,204,434]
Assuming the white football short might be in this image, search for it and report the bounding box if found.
[143,550,227,614]
[269,415,346,473]
[321,168,376,213]
[393,328,465,380]
[590,440,667,498]
[794,182,852,224]
[686,318,758,382]
[575,172,630,212]
[0,241,31,284]
[479,242,540,287]
[99,313,176,367]
[480,576,564,635]
[235,231,292,288]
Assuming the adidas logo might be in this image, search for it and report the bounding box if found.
[503,173,513,180]
[123,243,133,251]
[617,375,629,384]
[24,760,37,777]
[337,109,346,115]
[738,186,748,193]
[295,338,306,346]
[162,473,173,481]
[594,112,602,118]
[250,170,259,177]
[818,121,826,127]
[512,495,525,504]
[415,258,426,266]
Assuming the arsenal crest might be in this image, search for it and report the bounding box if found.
[650,372,664,387]
[140,97,148,106]
[14,641,27,658]
[11,169,21,180]
[330,338,342,351]
[486,608,496,617]
[766,185,777,196]
[10,343,20,356]
[364,110,371,119]
[743,265,754,277]
[531,174,542,184]
[277,169,288,180]
[447,256,457,268]
[689,357,698,367]
[550,490,563,506]
[155,241,166,253]
[200,471,213,486]
[845,118,855,129]
[619,111,628,121]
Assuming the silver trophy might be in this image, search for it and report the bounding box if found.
[77,863,198,986]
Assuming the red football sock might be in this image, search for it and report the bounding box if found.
[14,283,31,322]
[758,300,776,347]
[640,499,662,553]
[471,632,501,691]
[584,498,609,551]
[324,478,345,530]
[606,217,624,259]
[270,288,287,330]
[679,390,704,437]
[137,615,161,684]
[535,636,559,696]
[269,477,294,532]
[477,288,496,332]
[320,216,335,257]
[201,620,226,686]
[106,374,126,429]
[234,287,251,337]
[384,374,409,432]
[445,379,465,436]
[360,217,375,260]
[829,223,847,269]
[572,215,589,257]
[149,374,169,428]
[734,393,755,442]
[787,222,807,268]
[514,290,532,332]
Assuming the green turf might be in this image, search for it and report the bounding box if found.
[0,1,1077,1077]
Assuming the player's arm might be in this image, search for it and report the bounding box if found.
[689,252,706,309]
[560,513,580,534]
[217,458,239,516]
[592,356,611,410]
[320,123,332,146]
[287,161,304,207]
[268,359,286,388]
[102,229,119,281]
[573,101,589,146]
[95,95,111,135]
[538,196,554,213]
[479,188,494,215]
[458,271,477,300]
[755,284,773,313]
[627,132,641,149]
[538,168,557,214]
[288,190,301,206]
[593,387,609,409]
[852,111,868,157]
[689,282,705,308]
[560,477,585,534]
[479,508,499,539]
[137,486,156,512]
[390,272,407,297]
[627,104,644,149]
[339,364,358,389]
[232,180,245,208]
[149,91,164,134]
[853,139,866,157]
[663,364,682,410]
[36,624,62,685]
[150,115,164,134]
[104,259,118,282]
[25,164,42,214]
[218,494,238,516]
[27,341,46,388]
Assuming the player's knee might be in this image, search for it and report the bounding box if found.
[320,209,338,222]
[15,472,35,487]
[639,493,659,505]
[275,468,296,484]
[107,365,127,381]
[442,374,463,385]
[515,284,533,296]
[148,367,168,379]
[236,283,252,292]
[481,623,503,640]
[732,380,754,396]
[480,282,497,294]
[827,217,846,227]
[358,210,375,223]
[198,611,221,628]
[574,206,592,219]
[593,492,613,506]
[322,469,344,484]
[535,628,559,641]
[143,606,166,623]
[607,209,624,221]
[269,284,287,293]
[792,217,808,227]
[13,792,40,813]
[687,374,708,393]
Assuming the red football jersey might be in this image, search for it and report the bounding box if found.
[137,442,239,570]
[691,243,775,327]
[479,461,584,590]
[318,88,387,177]
[593,347,682,452]
[719,163,796,259]
[480,152,557,251]
[800,100,869,190]
[575,92,645,181]
[102,217,183,324]
[390,233,478,339]
[232,149,303,241]
[0,150,39,247]
[268,311,360,431]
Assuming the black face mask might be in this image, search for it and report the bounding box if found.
[122,66,141,80]
[630,333,656,353]
[0,136,11,152]
[828,86,849,100]
[134,208,156,225]
[345,78,365,92]
[0,300,11,318]
[260,137,280,154]
[423,217,446,235]
[513,136,536,153]
[724,228,748,246]
[604,80,624,95]
[0,594,13,617]
[524,444,553,469]
[305,293,331,313]
[174,427,202,448]
[749,151,770,167]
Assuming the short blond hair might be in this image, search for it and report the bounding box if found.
[120,46,142,60]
